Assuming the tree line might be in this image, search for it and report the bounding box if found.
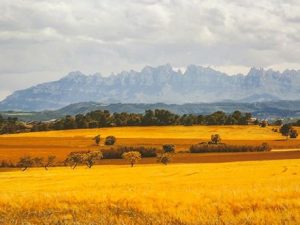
[0,110,255,134]
[1,110,300,134]
[1,146,173,170]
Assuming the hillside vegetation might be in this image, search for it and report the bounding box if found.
[1,160,300,224]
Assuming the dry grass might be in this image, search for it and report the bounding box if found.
[0,160,300,224]
[0,125,299,162]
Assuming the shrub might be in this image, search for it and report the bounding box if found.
[157,153,171,165]
[290,129,298,139]
[210,134,221,144]
[280,124,293,140]
[162,144,175,153]
[0,160,15,168]
[190,143,272,153]
[93,135,101,145]
[105,136,116,145]
[122,151,141,167]
[260,120,268,127]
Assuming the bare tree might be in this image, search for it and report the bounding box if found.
[44,155,56,170]
[65,152,83,169]
[33,157,44,167]
[82,151,103,168]
[17,156,34,171]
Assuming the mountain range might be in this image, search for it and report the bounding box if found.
[0,64,300,111]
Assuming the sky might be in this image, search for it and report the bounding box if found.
[0,0,300,100]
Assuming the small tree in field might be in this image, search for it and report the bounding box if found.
[82,151,103,168]
[93,135,101,146]
[33,157,44,167]
[290,129,298,139]
[65,152,83,169]
[280,124,293,140]
[105,136,116,145]
[122,151,141,167]
[210,134,221,144]
[17,156,34,171]
[162,144,175,153]
[44,155,56,170]
[157,153,171,165]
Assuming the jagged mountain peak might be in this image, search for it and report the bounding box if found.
[141,64,174,74]
[0,64,300,111]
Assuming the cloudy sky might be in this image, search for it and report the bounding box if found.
[0,0,300,100]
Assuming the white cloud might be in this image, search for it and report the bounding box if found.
[0,0,300,99]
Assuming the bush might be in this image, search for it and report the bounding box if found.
[190,143,272,153]
[157,153,171,165]
[162,144,175,153]
[290,129,298,139]
[105,136,116,145]
[210,134,221,144]
[102,146,158,159]
[93,135,101,145]
[260,120,268,127]
[0,160,15,168]
[280,124,293,140]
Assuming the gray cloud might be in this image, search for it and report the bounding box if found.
[0,0,300,99]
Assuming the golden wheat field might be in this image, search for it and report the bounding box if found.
[0,160,300,225]
[0,125,300,162]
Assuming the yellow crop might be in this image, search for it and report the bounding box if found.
[1,159,300,224]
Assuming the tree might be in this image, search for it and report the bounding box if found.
[122,151,141,167]
[63,115,77,129]
[274,119,283,126]
[290,129,298,139]
[75,114,88,128]
[105,136,116,145]
[157,153,171,165]
[210,134,221,144]
[260,120,268,128]
[17,156,34,171]
[65,152,83,169]
[162,144,175,153]
[82,151,103,168]
[44,155,56,170]
[280,124,293,140]
[33,157,44,167]
[93,135,101,146]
